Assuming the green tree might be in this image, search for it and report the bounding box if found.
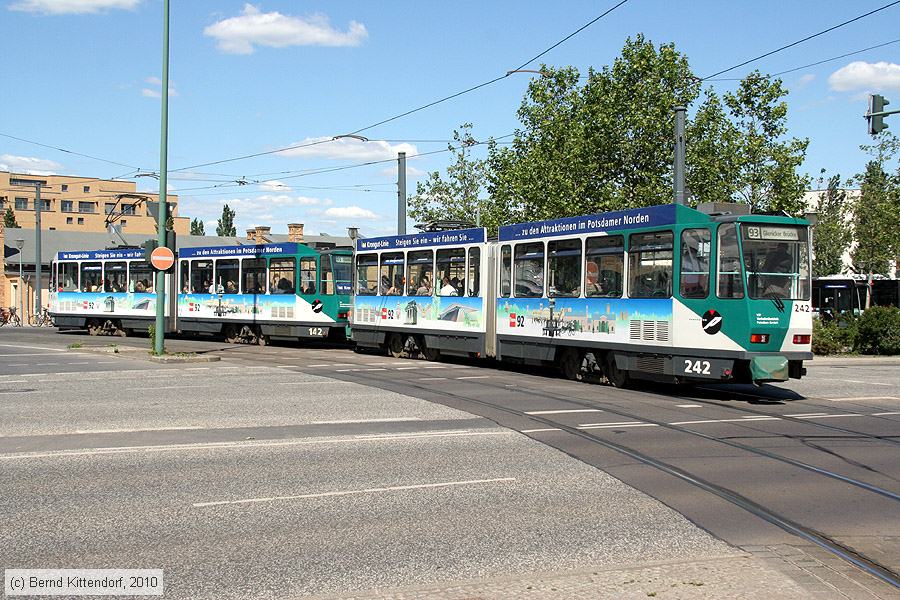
[407,124,503,233]
[488,35,701,220]
[811,171,852,277]
[190,218,205,236]
[3,207,19,228]
[216,204,236,237]
[723,71,810,214]
[686,88,742,204]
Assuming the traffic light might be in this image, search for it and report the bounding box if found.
[142,238,159,262]
[165,229,177,253]
[868,94,889,135]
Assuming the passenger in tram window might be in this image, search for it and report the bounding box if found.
[416,276,432,296]
[135,280,146,293]
[276,278,294,294]
[387,276,403,296]
[225,281,237,294]
[379,275,391,295]
[440,275,457,296]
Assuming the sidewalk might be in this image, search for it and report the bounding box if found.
[306,544,900,600]
[810,354,900,367]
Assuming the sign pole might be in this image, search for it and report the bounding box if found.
[154,0,170,355]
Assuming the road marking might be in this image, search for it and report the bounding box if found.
[794,414,867,419]
[669,416,781,425]
[66,362,91,365]
[784,413,829,417]
[192,477,517,508]
[307,364,332,367]
[0,343,66,352]
[358,368,387,371]
[521,428,562,433]
[9,363,28,367]
[819,379,894,387]
[72,426,204,434]
[308,417,421,425]
[34,363,59,366]
[419,377,447,381]
[0,353,69,357]
[873,411,900,416]
[0,380,28,384]
[0,429,511,461]
[396,366,421,370]
[142,385,210,391]
[525,409,602,415]
[185,367,209,371]
[456,375,491,380]
[827,396,900,402]
[676,404,702,408]
[580,423,658,429]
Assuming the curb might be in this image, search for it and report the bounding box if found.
[67,345,220,363]
[147,354,221,363]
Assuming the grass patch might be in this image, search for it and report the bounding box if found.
[67,342,83,349]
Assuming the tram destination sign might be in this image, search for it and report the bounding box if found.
[178,242,300,259]
[357,228,486,252]
[57,248,146,261]
[499,204,676,242]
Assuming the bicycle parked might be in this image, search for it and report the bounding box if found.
[29,306,54,327]
[1,306,22,327]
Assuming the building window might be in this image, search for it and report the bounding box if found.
[120,220,127,227]
[15,197,28,210]
[83,185,90,193]
[105,203,116,214]
[77,218,84,225]
[78,201,94,213]
[61,200,73,212]
[61,184,68,192]
[41,199,52,211]
[121,203,136,215]
[66,217,73,225]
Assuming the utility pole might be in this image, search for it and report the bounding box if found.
[673,106,686,205]
[154,0,170,355]
[397,151,407,235]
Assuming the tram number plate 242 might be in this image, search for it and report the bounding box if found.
[674,357,733,379]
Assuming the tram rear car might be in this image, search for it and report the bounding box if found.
[50,248,172,336]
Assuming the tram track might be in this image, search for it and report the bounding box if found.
[320,364,900,590]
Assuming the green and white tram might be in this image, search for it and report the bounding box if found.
[177,242,353,344]
[352,203,813,385]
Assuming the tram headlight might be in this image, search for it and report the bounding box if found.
[750,333,770,344]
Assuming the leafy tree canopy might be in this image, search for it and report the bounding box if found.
[190,218,205,236]
[216,204,236,237]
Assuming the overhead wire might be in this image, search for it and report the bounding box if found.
[706,38,900,81]
[701,0,900,80]
[0,132,143,171]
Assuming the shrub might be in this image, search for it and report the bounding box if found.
[812,318,852,355]
[855,306,900,355]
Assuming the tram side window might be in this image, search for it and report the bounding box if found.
[679,229,711,299]
[408,250,434,296]
[332,254,353,295]
[178,260,190,293]
[299,257,317,295]
[81,262,102,292]
[215,259,239,294]
[104,261,127,292]
[243,258,266,294]
[467,247,480,297]
[500,245,511,298]
[716,224,744,299]
[191,260,213,294]
[584,235,623,298]
[436,248,464,296]
[628,231,673,298]
[380,253,405,295]
[130,261,154,293]
[548,239,581,297]
[514,242,545,298]
[356,254,378,295]
[270,258,296,294]
[59,262,79,292]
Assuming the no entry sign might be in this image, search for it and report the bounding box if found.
[150,246,175,271]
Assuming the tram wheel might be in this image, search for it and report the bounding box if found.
[87,320,100,336]
[223,324,240,344]
[603,352,631,388]
[560,348,583,381]
[387,334,404,358]
[419,337,441,362]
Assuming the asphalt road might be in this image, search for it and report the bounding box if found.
[2,327,898,598]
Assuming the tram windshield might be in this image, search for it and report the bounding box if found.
[742,225,810,300]
[332,254,353,295]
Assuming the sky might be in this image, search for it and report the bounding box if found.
[2,0,900,238]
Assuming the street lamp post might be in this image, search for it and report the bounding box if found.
[15,238,24,321]
[153,0,171,355]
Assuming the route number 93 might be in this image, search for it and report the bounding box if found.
[683,359,711,375]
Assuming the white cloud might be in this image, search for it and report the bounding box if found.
[0,154,62,175]
[141,76,177,98]
[258,179,290,192]
[279,137,418,161]
[323,205,379,220]
[203,4,368,55]
[8,0,138,14]
[796,73,815,88]
[828,61,900,92]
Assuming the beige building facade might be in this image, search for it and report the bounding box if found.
[0,170,189,236]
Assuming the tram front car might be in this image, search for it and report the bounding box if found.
[680,205,813,384]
